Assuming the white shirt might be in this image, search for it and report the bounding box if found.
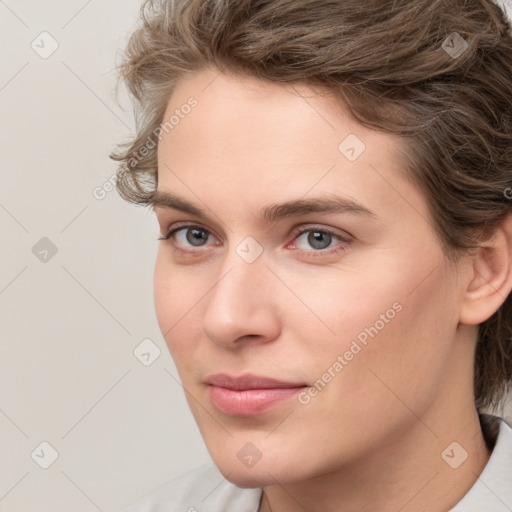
[122,415,512,512]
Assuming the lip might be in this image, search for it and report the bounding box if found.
[205,373,308,416]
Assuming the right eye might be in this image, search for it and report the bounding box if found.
[158,224,221,254]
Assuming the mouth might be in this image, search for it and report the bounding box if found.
[205,373,308,417]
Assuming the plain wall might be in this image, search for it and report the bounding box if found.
[1,2,210,511]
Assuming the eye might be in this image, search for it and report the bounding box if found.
[175,226,211,247]
[295,229,336,250]
[158,223,351,259]
[158,224,216,248]
[288,226,351,256]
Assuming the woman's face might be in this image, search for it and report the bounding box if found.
[152,67,472,487]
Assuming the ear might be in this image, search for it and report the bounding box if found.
[459,214,512,325]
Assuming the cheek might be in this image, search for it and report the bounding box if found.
[153,253,199,358]
[275,263,406,357]
[290,251,458,400]
[153,251,204,324]
[326,267,459,421]
[153,254,175,334]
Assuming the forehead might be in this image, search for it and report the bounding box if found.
[155,67,430,228]
[162,69,344,161]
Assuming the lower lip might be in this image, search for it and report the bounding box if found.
[208,385,305,416]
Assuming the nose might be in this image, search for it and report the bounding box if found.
[201,252,281,349]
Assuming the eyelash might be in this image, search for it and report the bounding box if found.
[157,223,351,258]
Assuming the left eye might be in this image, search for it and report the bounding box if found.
[292,229,346,251]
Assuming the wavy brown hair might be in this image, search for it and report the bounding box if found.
[111,0,512,413]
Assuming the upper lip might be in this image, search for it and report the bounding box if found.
[205,373,307,390]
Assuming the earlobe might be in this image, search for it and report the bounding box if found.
[459,214,512,325]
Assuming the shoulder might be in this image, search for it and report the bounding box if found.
[121,462,262,512]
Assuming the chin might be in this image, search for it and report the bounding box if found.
[218,463,299,489]
[222,470,271,489]
[211,448,314,489]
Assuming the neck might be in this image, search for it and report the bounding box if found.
[258,405,493,512]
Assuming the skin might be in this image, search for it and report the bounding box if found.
[152,67,512,512]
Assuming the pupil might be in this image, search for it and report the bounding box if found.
[187,228,208,246]
[309,231,331,250]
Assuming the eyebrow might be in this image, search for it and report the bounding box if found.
[148,190,377,223]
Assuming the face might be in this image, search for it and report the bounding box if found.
[153,67,470,487]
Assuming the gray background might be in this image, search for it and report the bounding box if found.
[1,1,210,511]
[1,1,511,511]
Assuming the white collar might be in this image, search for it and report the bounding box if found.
[449,416,512,511]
